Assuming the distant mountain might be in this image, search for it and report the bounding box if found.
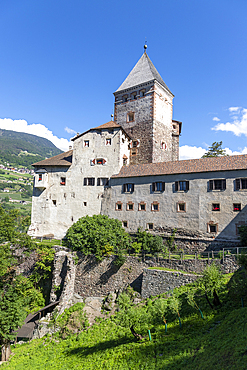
[0,129,63,168]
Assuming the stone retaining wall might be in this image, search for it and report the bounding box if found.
[141,268,200,299]
[74,253,238,299]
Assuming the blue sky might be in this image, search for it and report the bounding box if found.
[0,0,247,159]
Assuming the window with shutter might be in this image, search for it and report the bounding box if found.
[175,181,189,192]
[209,179,226,191]
[152,182,165,192]
[123,183,134,193]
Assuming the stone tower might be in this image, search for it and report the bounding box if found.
[113,48,181,165]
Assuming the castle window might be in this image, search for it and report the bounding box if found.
[177,202,186,212]
[96,158,106,165]
[212,203,220,211]
[175,181,189,192]
[84,140,89,147]
[138,202,146,211]
[123,95,128,102]
[38,174,42,181]
[130,148,137,156]
[127,112,135,122]
[123,157,128,166]
[233,203,241,211]
[209,179,226,191]
[123,221,128,228]
[116,202,122,211]
[147,223,154,230]
[131,92,137,100]
[208,223,218,233]
[151,202,159,211]
[84,178,95,186]
[140,89,145,97]
[236,178,247,190]
[161,142,167,150]
[106,138,111,146]
[52,200,56,206]
[127,202,134,211]
[152,182,165,192]
[60,177,66,186]
[83,202,87,206]
[97,178,109,186]
[123,183,134,193]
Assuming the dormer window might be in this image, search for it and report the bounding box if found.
[84,140,89,147]
[127,112,135,122]
[38,174,42,181]
[140,89,145,97]
[106,138,111,146]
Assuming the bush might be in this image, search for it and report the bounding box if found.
[65,215,130,261]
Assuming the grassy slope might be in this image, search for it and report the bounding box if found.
[3,276,247,370]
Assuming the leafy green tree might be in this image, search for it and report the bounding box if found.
[136,228,165,255]
[196,263,224,308]
[0,243,44,361]
[0,206,18,243]
[202,141,228,158]
[65,215,130,261]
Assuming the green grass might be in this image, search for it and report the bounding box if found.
[3,273,247,369]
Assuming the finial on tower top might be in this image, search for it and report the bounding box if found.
[111,114,114,121]
[144,39,147,53]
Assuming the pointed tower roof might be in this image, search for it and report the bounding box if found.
[115,52,173,95]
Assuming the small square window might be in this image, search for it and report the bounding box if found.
[116,202,122,211]
[233,203,241,211]
[123,158,128,166]
[123,221,128,228]
[212,203,220,211]
[83,202,87,206]
[60,177,66,186]
[139,203,146,211]
[84,140,89,147]
[151,203,159,211]
[106,138,111,146]
[127,112,134,122]
[147,223,154,230]
[208,224,217,233]
[177,202,186,212]
[97,159,103,165]
[127,202,134,211]
[130,148,137,156]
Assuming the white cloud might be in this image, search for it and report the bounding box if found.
[224,147,247,155]
[229,106,240,113]
[65,126,76,135]
[0,118,70,152]
[213,117,220,122]
[212,108,247,137]
[179,145,206,160]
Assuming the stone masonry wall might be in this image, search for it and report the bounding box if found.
[74,253,238,299]
[141,268,200,299]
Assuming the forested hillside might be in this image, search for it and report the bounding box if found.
[0,129,62,168]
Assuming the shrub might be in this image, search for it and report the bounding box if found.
[65,215,130,261]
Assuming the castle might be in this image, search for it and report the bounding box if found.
[28,48,247,241]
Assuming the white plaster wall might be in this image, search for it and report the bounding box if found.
[102,170,247,240]
[154,83,173,127]
[29,127,130,239]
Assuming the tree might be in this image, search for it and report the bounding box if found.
[196,263,224,308]
[202,141,228,158]
[65,215,131,261]
[0,207,44,361]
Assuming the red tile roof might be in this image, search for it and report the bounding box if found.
[32,150,73,167]
[112,155,247,178]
